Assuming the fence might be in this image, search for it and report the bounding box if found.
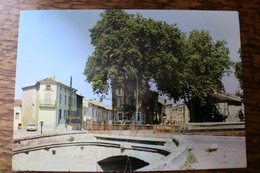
[85,122,245,136]
[85,123,183,136]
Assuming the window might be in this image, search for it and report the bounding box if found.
[64,110,67,118]
[15,112,19,120]
[116,89,124,96]
[59,109,62,119]
[92,108,94,117]
[46,85,51,90]
[65,95,67,105]
[44,93,51,104]
[59,94,62,104]
[137,112,141,121]
[117,97,123,108]
[118,112,123,121]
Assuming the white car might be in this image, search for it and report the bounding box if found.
[27,124,37,131]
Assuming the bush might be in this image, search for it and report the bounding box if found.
[68,136,75,142]
[80,146,84,150]
[52,150,56,155]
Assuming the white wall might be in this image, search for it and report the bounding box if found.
[21,87,38,129]
[13,105,22,130]
[56,84,77,125]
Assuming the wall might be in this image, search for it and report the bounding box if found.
[13,105,22,130]
[21,87,38,129]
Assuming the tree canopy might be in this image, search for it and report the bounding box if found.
[84,9,183,100]
[84,10,233,122]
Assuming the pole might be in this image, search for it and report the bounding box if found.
[136,77,139,124]
[40,121,43,135]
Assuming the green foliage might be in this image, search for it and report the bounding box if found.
[68,136,75,142]
[65,116,81,123]
[180,151,198,170]
[84,10,233,122]
[154,30,232,122]
[52,150,56,155]
[188,96,225,122]
[235,61,243,88]
[84,9,183,97]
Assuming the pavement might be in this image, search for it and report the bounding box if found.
[179,135,247,170]
[12,130,247,171]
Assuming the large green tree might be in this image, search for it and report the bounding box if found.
[154,30,232,122]
[84,10,184,121]
[84,10,233,123]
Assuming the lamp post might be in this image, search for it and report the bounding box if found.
[40,121,43,135]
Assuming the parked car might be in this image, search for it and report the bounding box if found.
[27,124,37,131]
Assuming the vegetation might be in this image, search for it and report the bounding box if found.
[52,150,56,155]
[180,151,198,169]
[234,48,243,91]
[84,10,233,122]
[68,136,75,142]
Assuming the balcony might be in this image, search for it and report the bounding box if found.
[39,100,56,108]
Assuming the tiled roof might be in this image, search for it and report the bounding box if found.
[22,77,77,91]
[14,99,22,106]
[38,77,58,84]
[88,99,112,110]
[213,93,242,103]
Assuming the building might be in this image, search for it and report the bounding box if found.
[13,99,22,130]
[112,80,166,125]
[213,93,244,122]
[21,77,78,131]
[164,93,244,124]
[82,99,112,126]
[165,103,190,124]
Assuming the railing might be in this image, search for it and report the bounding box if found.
[39,100,56,108]
[85,123,182,136]
[84,122,245,137]
[186,122,245,132]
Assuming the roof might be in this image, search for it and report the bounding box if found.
[14,99,22,107]
[22,77,77,91]
[88,99,112,110]
[213,93,242,103]
[38,77,58,84]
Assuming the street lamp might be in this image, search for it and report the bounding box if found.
[40,121,43,135]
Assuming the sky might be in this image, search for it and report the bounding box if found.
[15,10,241,106]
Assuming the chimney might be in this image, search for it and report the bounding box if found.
[70,76,72,88]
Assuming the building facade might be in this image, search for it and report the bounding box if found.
[213,93,245,122]
[13,99,22,130]
[21,77,78,131]
[112,80,166,125]
[165,93,244,124]
[82,99,112,126]
[165,103,190,124]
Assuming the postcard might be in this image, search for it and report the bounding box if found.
[12,9,246,172]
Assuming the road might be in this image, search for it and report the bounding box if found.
[180,135,247,169]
